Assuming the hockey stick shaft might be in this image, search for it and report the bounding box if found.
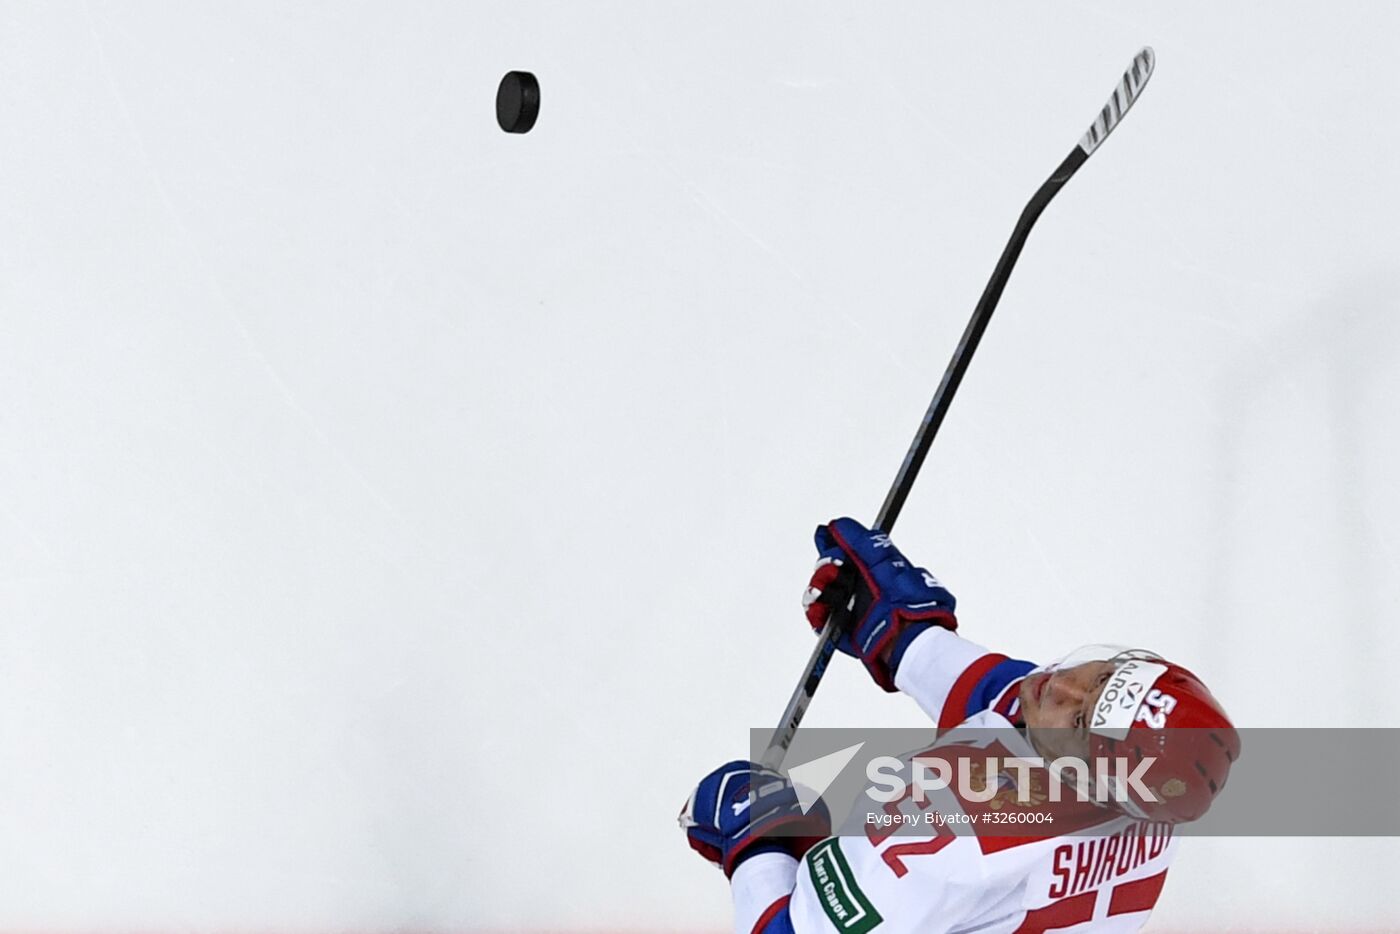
[761,48,1156,770]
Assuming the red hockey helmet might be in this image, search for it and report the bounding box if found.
[1083,652,1240,823]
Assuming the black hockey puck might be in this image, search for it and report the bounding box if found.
[496,71,540,134]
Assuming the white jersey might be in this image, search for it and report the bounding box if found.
[729,629,1180,934]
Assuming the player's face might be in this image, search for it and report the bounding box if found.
[1018,660,1117,760]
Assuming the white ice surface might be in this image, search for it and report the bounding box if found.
[2,1,1398,930]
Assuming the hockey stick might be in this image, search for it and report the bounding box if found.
[760,47,1156,770]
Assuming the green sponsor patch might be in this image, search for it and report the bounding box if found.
[805,839,883,934]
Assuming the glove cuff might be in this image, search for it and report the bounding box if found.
[723,813,830,877]
[863,610,959,692]
[724,841,793,878]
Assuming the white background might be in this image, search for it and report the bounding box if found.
[2,2,1398,930]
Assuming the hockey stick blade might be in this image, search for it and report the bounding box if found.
[1079,47,1155,156]
[760,48,1157,771]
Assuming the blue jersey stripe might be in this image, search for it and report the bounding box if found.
[963,657,1035,720]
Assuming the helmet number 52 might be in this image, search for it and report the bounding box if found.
[1135,690,1177,730]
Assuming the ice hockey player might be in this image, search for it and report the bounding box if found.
[681,517,1239,934]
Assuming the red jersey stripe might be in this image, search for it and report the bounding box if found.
[750,895,791,934]
[939,653,1010,728]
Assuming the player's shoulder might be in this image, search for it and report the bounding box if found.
[949,708,1020,731]
[895,629,1037,728]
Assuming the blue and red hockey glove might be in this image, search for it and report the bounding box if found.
[802,517,958,691]
[679,760,830,877]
